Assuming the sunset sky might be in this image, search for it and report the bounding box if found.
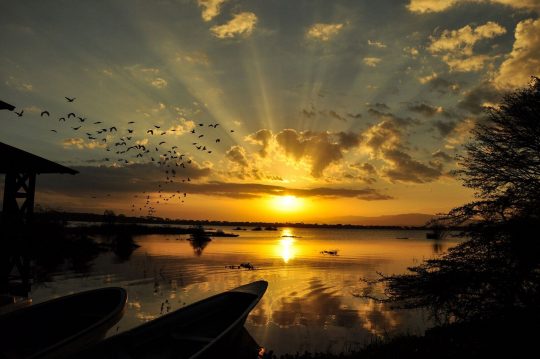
[1,0,538,223]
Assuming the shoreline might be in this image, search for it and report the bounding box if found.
[28,211,464,231]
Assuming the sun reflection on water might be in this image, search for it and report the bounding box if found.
[278,237,296,263]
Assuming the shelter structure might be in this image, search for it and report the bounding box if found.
[1,142,77,225]
[0,141,77,296]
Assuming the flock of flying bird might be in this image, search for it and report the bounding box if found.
[13,96,235,217]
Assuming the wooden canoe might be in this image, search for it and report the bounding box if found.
[79,280,268,359]
[0,287,127,359]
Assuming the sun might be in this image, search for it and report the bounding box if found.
[271,195,303,212]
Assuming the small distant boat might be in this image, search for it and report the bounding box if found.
[0,287,127,359]
[320,250,339,256]
[251,226,262,231]
[264,226,278,231]
[78,280,268,359]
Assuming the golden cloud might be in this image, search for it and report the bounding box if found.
[494,18,540,89]
[306,23,344,41]
[197,0,227,22]
[245,129,273,157]
[368,40,387,48]
[361,117,443,183]
[62,138,106,150]
[428,22,506,72]
[167,118,195,135]
[407,0,540,13]
[210,12,258,39]
[363,57,382,67]
[151,77,167,88]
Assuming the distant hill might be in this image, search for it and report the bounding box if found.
[320,213,436,227]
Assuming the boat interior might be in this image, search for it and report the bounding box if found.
[90,291,258,359]
[0,288,125,358]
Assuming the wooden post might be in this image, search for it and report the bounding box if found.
[1,172,35,296]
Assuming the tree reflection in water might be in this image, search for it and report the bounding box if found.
[187,225,211,257]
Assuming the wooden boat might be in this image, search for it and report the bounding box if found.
[0,287,127,359]
[79,280,268,359]
[0,295,32,315]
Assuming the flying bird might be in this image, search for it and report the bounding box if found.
[41,111,50,117]
[154,125,160,129]
[59,117,66,121]
[230,129,235,133]
[78,117,86,122]
[65,97,76,102]
[14,110,23,117]
[110,126,117,132]
[67,113,76,118]
[147,130,153,135]
[128,121,135,124]
[198,134,204,138]
[50,129,57,133]
[94,121,102,124]
[72,126,81,130]
[215,139,220,143]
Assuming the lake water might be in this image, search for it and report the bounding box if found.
[28,227,463,355]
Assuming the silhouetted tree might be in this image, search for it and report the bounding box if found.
[103,209,116,226]
[376,77,540,323]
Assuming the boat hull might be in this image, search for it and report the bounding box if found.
[0,287,127,359]
[79,280,268,359]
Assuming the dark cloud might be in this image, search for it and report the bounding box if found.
[347,112,362,119]
[407,103,441,117]
[177,181,392,200]
[433,119,458,137]
[346,162,378,184]
[302,108,349,122]
[424,77,460,94]
[367,108,418,127]
[35,164,390,200]
[245,129,273,157]
[369,102,390,111]
[275,129,362,177]
[432,149,453,162]
[328,110,347,122]
[225,145,265,180]
[458,82,501,114]
[362,117,443,183]
[383,149,442,183]
[351,162,377,175]
[36,162,211,195]
[301,108,317,118]
[225,145,249,167]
